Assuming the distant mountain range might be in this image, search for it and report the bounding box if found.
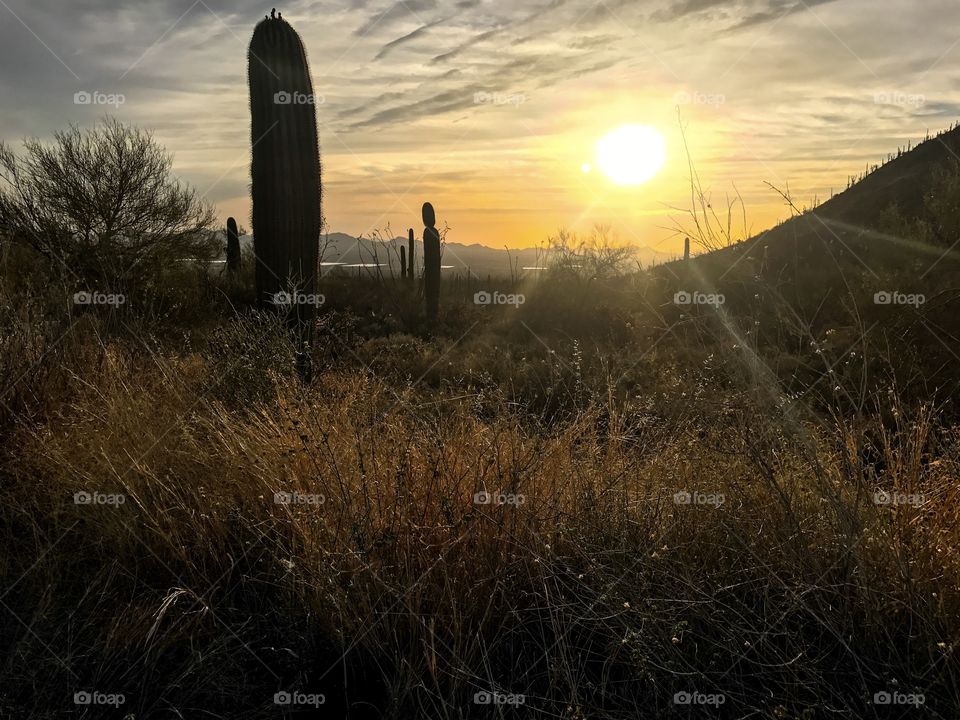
[234,232,676,277]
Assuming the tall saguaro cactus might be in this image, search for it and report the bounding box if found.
[400,245,407,278]
[248,12,321,379]
[226,217,241,274]
[422,203,441,320]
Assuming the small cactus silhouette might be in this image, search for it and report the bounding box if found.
[226,217,241,274]
[400,245,407,278]
[684,236,690,262]
[407,228,415,283]
[422,203,440,320]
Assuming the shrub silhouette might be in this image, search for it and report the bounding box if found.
[0,118,216,291]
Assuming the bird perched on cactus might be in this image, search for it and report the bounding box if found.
[226,217,241,274]
[422,203,440,320]
[248,11,321,380]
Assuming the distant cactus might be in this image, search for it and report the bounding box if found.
[226,217,241,274]
[684,236,690,262]
[422,204,440,320]
[407,228,415,283]
[400,245,407,278]
[248,12,321,380]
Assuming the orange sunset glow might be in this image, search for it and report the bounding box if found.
[2,0,953,257]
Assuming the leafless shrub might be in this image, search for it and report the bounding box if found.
[0,117,216,291]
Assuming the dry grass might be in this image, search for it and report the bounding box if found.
[1,301,957,718]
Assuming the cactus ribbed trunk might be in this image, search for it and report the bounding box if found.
[407,228,415,284]
[400,245,407,278]
[226,217,241,274]
[248,14,321,381]
[422,203,440,321]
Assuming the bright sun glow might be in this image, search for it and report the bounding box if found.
[596,125,666,186]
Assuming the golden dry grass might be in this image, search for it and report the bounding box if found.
[1,304,957,718]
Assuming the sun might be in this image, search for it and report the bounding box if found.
[596,124,666,186]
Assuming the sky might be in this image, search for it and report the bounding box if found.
[0,0,958,256]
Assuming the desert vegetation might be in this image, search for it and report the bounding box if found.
[0,11,958,720]
[1,156,959,717]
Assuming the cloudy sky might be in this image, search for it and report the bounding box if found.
[0,0,957,254]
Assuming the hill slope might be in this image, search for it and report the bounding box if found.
[687,123,960,278]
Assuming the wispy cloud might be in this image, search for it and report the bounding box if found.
[353,0,436,37]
